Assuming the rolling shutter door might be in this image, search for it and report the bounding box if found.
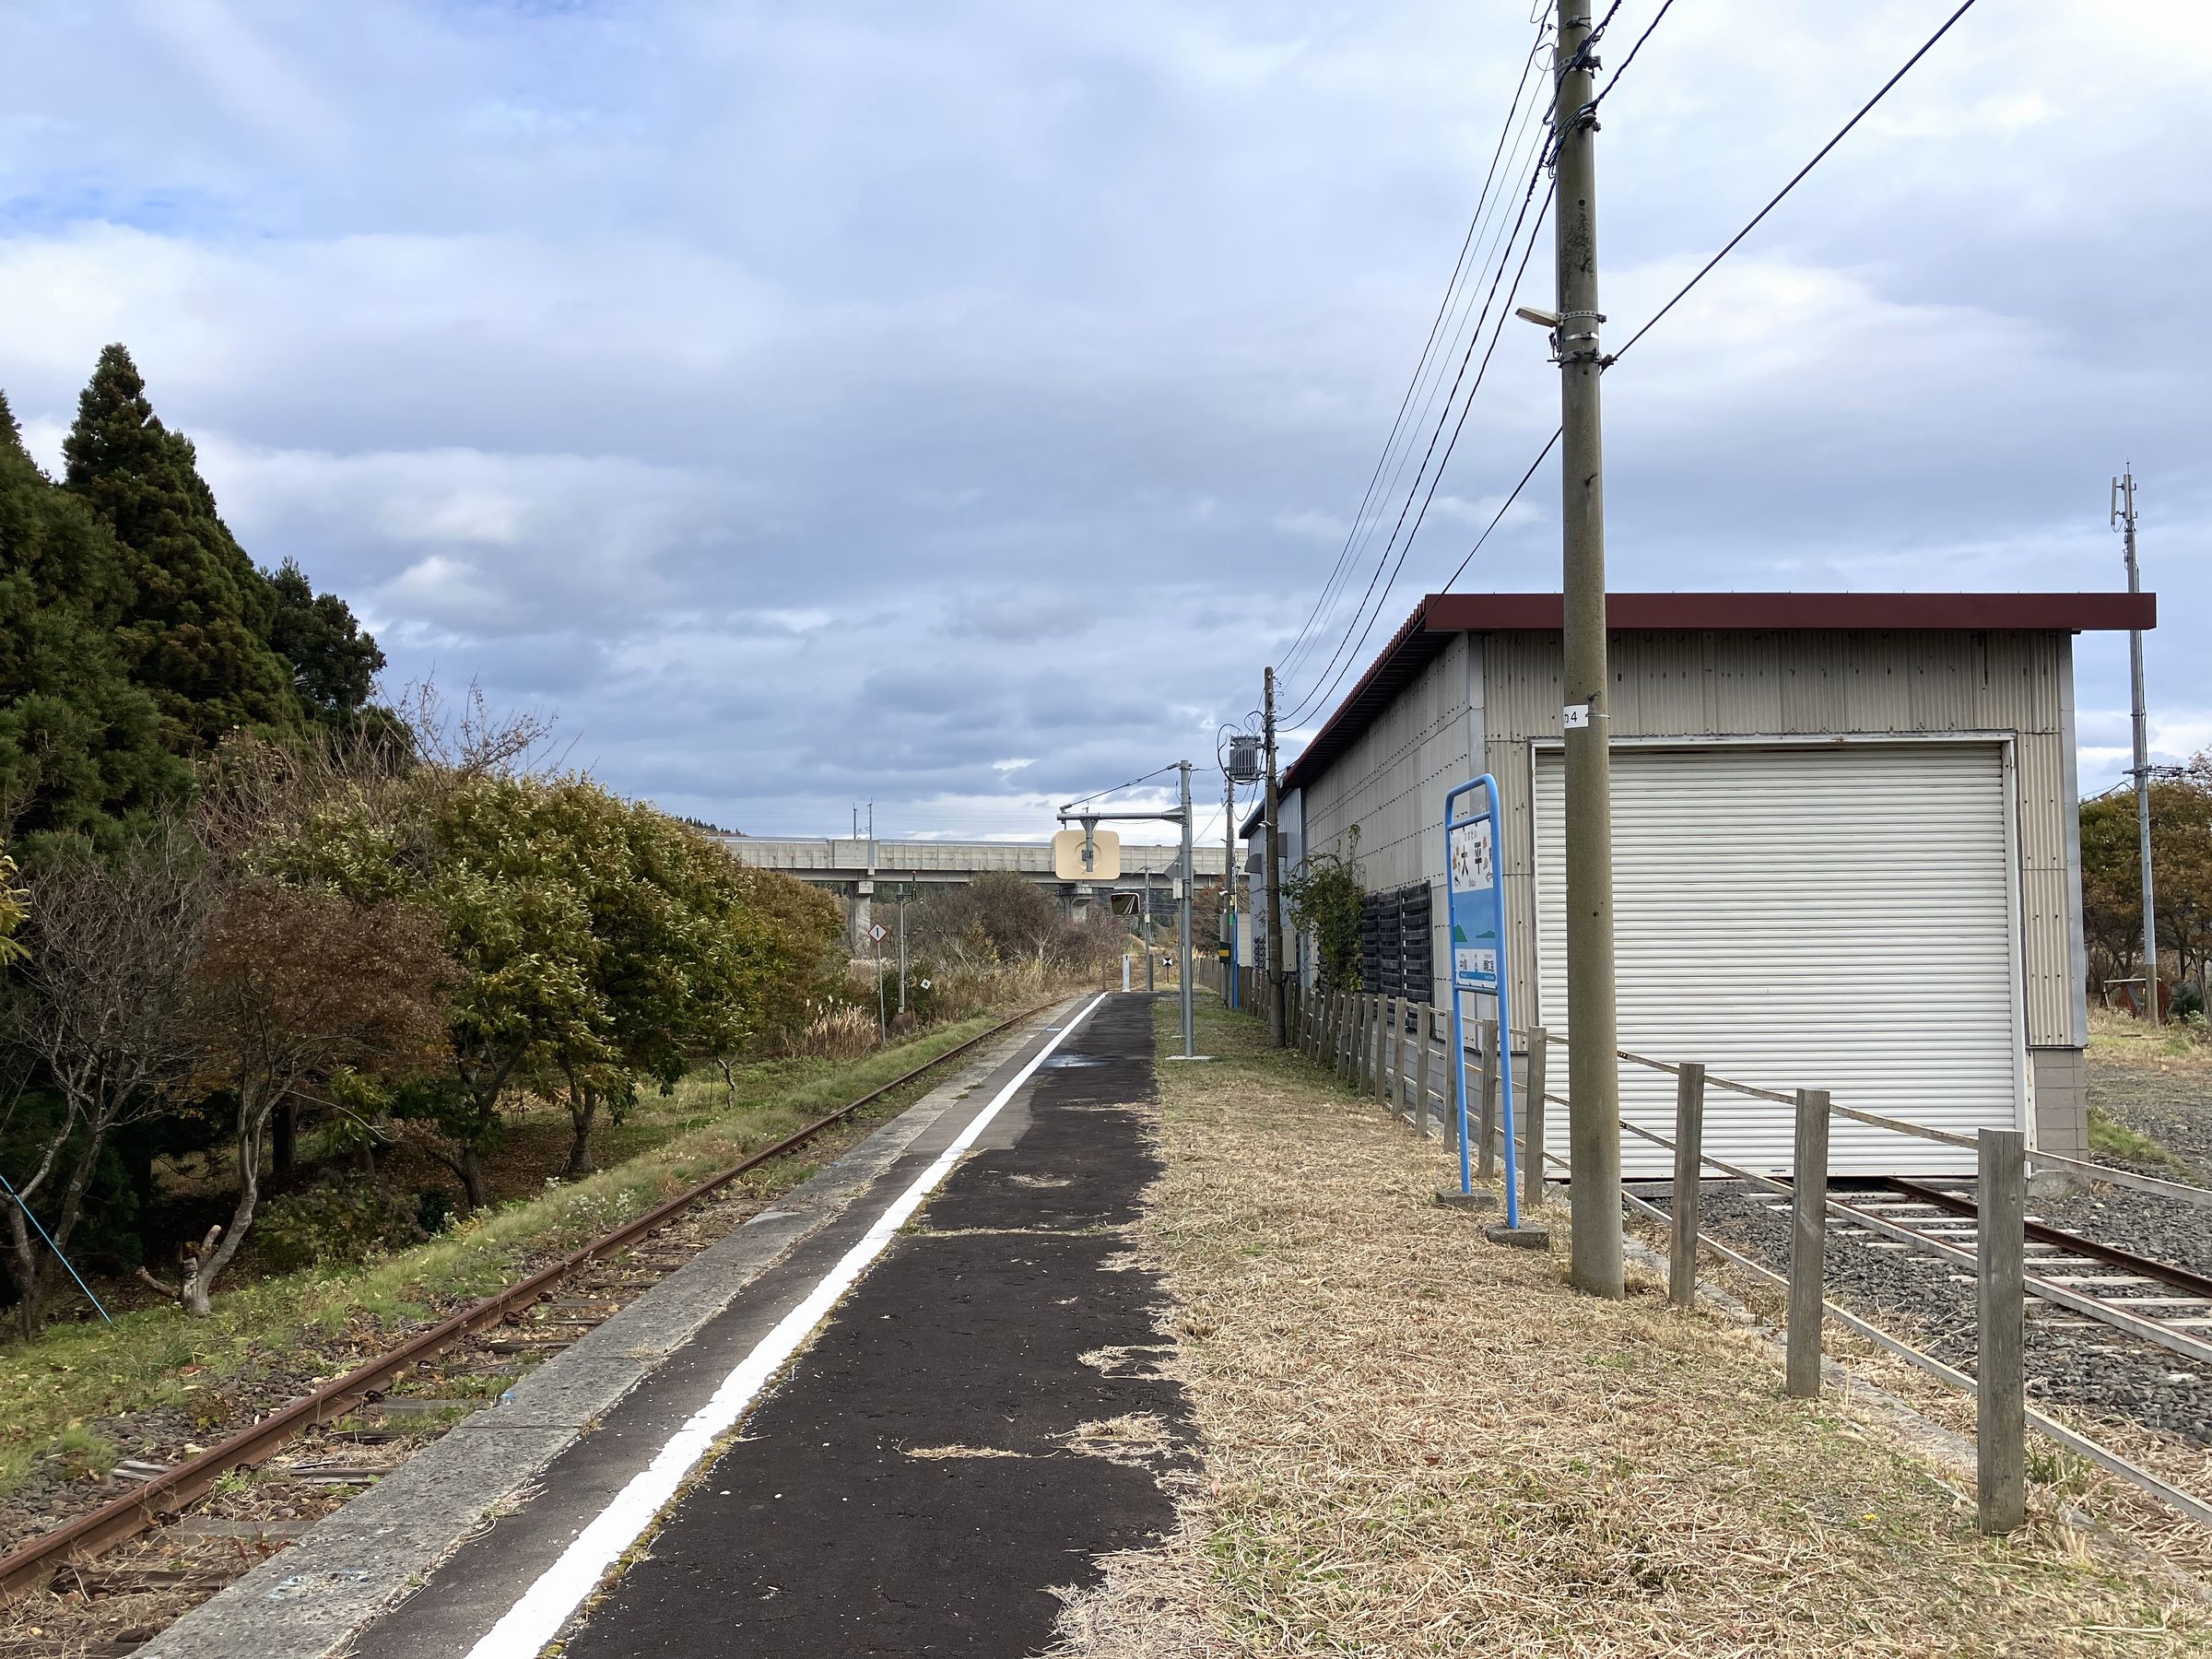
[1533,743,2025,1178]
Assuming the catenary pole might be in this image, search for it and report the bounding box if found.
[1180,760,1196,1055]
[1555,4,1623,1298]
[2117,471,2158,1025]
[1265,667,1288,1046]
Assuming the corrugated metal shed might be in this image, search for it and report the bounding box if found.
[1275,592,2153,1165]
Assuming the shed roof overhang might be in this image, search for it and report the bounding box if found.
[1272,591,2156,800]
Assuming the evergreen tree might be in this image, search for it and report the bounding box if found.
[0,388,189,841]
[269,558,385,726]
[62,346,303,752]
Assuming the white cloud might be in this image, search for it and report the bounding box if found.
[1274,508,1348,543]
[0,0,2206,833]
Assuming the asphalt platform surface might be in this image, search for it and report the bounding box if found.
[360,991,1185,1657]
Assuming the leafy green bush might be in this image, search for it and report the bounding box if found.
[254,1178,429,1273]
[1285,837,1366,989]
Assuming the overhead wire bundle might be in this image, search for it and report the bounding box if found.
[1274,9,1562,724]
[1280,0,1985,730]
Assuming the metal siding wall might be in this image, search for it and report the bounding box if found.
[1298,638,1474,994]
[2056,640,2089,1048]
[1479,630,2075,1049]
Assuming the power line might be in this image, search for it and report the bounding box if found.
[1295,0,1982,735]
[1594,0,1675,110]
[1277,16,1555,684]
[1439,426,1562,592]
[1285,161,1557,724]
[1284,97,1558,702]
[1284,84,1556,691]
[1282,0,1688,725]
[1061,763,1182,811]
[1613,0,1983,364]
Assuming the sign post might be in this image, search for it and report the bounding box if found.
[1445,775,1521,1228]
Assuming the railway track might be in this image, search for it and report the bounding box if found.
[1688,1172,2212,1451]
[0,1002,1053,1641]
[1717,1177,2212,1343]
[1855,1177,2212,1337]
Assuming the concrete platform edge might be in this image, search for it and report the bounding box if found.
[137,1007,1070,1659]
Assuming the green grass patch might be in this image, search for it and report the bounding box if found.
[2085,1105,2191,1172]
[0,1010,1016,1502]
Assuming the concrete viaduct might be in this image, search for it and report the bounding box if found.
[712,836,1228,951]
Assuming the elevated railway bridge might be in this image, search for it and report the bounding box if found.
[712,835,1227,950]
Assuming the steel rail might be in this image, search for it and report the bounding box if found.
[1884,1176,2212,1301]
[2025,1147,2212,1211]
[0,1000,1058,1606]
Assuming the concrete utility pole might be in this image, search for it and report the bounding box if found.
[1554,4,1623,1299]
[1224,769,1238,1008]
[2116,470,2158,1025]
[1144,866,1156,992]
[1265,667,1288,1046]
[1179,760,1196,1055]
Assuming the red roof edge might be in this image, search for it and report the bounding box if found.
[1418,591,2155,633]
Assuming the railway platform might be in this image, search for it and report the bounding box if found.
[142,992,1183,1659]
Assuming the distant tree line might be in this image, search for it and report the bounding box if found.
[2080,754,2212,1014]
[0,350,848,1335]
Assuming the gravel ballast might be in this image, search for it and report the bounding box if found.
[1672,1182,2212,1448]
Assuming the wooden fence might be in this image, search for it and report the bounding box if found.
[1241,982,2212,1535]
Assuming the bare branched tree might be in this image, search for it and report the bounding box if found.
[1,825,211,1335]
[144,880,451,1315]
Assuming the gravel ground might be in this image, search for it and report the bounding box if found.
[1670,1036,2212,1449]
[1677,1182,2212,1448]
[2084,1035,2212,1182]
[2033,1035,2212,1280]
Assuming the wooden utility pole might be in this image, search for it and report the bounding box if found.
[1554,2,1624,1299]
[1264,667,1288,1045]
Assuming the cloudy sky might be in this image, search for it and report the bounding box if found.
[2,0,2204,845]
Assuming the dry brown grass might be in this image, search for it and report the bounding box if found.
[2088,1006,2212,1072]
[1050,1001,2212,1658]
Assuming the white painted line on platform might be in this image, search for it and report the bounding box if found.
[465,994,1111,1659]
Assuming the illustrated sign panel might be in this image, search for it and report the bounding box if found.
[1447,813,1500,993]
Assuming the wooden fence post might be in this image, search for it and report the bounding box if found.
[1978,1126,2027,1535]
[1371,995,1389,1110]
[1786,1088,1830,1399]
[1415,1007,1435,1137]
[1523,1027,1548,1209]
[1670,1062,1707,1311]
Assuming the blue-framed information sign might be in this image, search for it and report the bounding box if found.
[1442,774,1521,1226]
